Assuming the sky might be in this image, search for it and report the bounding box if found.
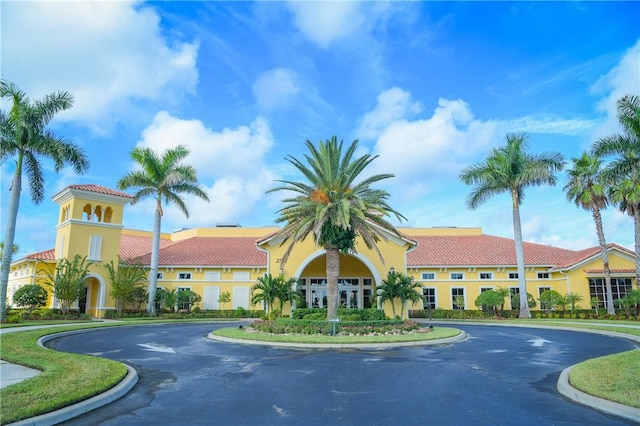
[1,1,639,260]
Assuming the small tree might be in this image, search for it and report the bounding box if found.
[474,290,504,317]
[510,292,537,311]
[251,273,280,314]
[275,275,303,317]
[163,289,178,313]
[13,284,48,317]
[539,289,564,312]
[591,296,601,315]
[218,291,231,310]
[105,259,149,315]
[377,270,421,320]
[565,292,584,313]
[131,287,148,312]
[176,289,201,312]
[44,255,92,315]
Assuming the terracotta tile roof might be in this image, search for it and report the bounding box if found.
[120,234,174,261]
[26,249,55,261]
[584,269,636,274]
[407,234,578,267]
[134,237,267,267]
[68,184,132,199]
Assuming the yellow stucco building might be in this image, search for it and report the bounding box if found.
[7,184,637,318]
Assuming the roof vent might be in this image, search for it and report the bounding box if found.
[216,223,241,228]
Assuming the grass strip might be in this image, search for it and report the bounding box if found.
[214,326,461,344]
[569,350,640,408]
[0,325,127,424]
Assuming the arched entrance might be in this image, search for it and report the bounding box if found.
[293,251,382,310]
[82,274,107,317]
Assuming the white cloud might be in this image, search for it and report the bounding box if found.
[286,1,365,48]
[253,68,300,112]
[357,87,423,140]
[368,96,499,198]
[591,39,640,139]
[133,112,278,229]
[2,1,198,132]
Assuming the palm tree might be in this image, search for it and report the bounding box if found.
[118,145,209,314]
[0,80,89,322]
[268,137,405,320]
[376,270,422,320]
[608,173,640,288]
[592,94,640,288]
[564,152,615,314]
[275,275,303,316]
[251,273,281,314]
[460,133,565,318]
[0,242,19,255]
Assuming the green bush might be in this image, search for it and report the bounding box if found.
[249,318,416,335]
[292,308,386,321]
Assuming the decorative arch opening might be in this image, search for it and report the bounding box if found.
[292,251,383,310]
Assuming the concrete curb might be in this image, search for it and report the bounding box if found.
[557,365,640,424]
[207,329,467,349]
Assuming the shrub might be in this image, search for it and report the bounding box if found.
[13,284,48,317]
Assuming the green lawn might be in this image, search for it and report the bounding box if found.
[570,350,640,408]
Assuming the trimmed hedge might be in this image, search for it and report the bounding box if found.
[409,308,639,320]
[103,308,265,319]
[291,308,387,321]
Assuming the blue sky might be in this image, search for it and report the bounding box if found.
[2,1,639,259]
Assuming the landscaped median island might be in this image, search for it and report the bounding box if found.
[213,318,462,344]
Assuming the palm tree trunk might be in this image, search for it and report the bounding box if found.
[592,206,615,314]
[512,199,531,318]
[0,170,22,322]
[325,248,340,320]
[146,207,162,314]
[635,210,640,289]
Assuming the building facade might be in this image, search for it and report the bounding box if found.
[7,184,637,318]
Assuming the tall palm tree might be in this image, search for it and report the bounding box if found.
[118,145,209,315]
[564,152,615,314]
[0,80,89,322]
[268,136,405,320]
[460,133,565,318]
[592,94,640,288]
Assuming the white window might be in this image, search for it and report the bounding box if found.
[508,272,519,279]
[451,287,465,310]
[450,272,464,280]
[205,271,221,281]
[233,286,250,309]
[88,235,102,260]
[233,271,250,281]
[422,272,435,280]
[423,288,436,310]
[204,286,221,310]
[57,235,65,259]
[537,272,550,279]
[157,272,164,280]
[480,272,493,280]
[178,272,192,280]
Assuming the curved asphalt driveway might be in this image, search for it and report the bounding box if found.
[48,322,638,426]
